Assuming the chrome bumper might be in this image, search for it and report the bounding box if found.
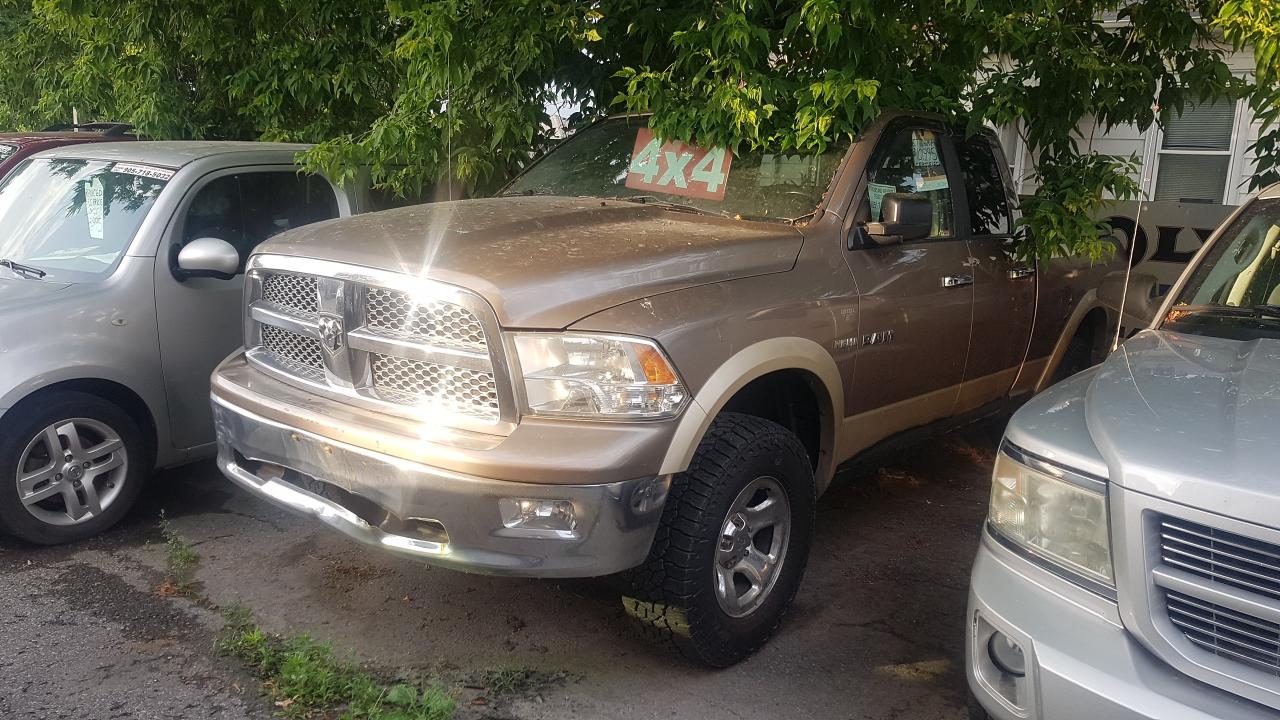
[967,529,1276,720]
[212,396,670,577]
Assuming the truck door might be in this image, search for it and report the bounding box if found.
[841,121,974,437]
[951,131,1036,411]
[153,168,343,451]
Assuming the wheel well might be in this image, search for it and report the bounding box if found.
[8,379,158,461]
[719,370,824,470]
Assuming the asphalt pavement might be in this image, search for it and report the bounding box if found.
[0,419,1002,720]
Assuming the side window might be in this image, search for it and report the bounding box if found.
[955,136,1012,236]
[181,172,339,267]
[862,127,954,238]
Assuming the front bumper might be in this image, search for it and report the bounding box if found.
[967,529,1274,720]
[212,395,670,577]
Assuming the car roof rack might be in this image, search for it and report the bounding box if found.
[40,122,135,137]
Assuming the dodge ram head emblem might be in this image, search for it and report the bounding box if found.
[317,315,344,354]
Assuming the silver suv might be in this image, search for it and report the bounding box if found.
[0,142,381,544]
[968,182,1280,719]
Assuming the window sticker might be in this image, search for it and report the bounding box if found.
[912,133,941,168]
[112,162,176,182]
[86,176,105,240]
[625,128,734,201]
[867,182,896,219]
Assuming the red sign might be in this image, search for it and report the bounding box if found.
[625,128,734,201]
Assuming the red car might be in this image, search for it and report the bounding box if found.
[0,123,137,179]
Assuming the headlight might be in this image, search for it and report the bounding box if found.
[989,446,1113,586]
[511,333,687,419]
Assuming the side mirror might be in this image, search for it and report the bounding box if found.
[1098,270,1164,330]
[175,237,239,281]
[855,193,933,248]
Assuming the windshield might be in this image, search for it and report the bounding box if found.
[1163,198,1280,340]
[0,158,169,282]
[504,117,847,222]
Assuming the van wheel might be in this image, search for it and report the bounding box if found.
[0,391,146,544]
[623,412,815,667]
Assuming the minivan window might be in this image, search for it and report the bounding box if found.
[0,158,168,282]
[1163,198,1280,340]
[0,143,16,163]
[954,135,1011,236]
[181,172,338,267]
[504,118,847,222]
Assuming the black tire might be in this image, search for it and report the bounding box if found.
[623,412,816,667]
[0,390,147,544]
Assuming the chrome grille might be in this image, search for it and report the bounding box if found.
[365,287,485,351]
[244,256,512,433]
[261,272,319,316]
[370,354,499,417]
[1161,518,1280,602]
[260,324,324,378]
[1165,590,1280,677]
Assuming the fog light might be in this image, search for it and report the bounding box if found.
[988,631,1026,677]
[498,498,578,539]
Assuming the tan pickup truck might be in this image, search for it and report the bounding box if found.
[211,113,1119,666]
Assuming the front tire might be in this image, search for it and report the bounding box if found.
[624,412,815,667]
[0,391,146,544]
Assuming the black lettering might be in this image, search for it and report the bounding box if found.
[1151,225,1198,264]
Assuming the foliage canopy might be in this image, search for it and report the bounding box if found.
[0,0,1276,260]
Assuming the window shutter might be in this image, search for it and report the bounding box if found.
[1161,97,1234,151]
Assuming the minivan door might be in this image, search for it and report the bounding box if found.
[153,168,343,451]
[951,132,1036,412]
[840,121,975,447]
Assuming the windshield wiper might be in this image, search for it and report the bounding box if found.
[0,258,46,279]
[612,195,729,218]
[1251,304,1280,319]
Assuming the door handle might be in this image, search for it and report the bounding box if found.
[1007,267,1035,280]
[941,275,974,288]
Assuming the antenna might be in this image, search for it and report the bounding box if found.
[446,43,453,202]
[1112,190,1147,352]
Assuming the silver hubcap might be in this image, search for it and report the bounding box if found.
[714,476,791,618]
[16,419,128,526]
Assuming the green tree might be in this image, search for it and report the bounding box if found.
[0,1,1276,261]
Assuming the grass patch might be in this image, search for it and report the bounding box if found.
[216,605,454,720]
[476,667,571,698]
[158,510,198,593]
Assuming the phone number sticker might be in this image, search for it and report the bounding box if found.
[625,128,734,201]
[112,162,176,182]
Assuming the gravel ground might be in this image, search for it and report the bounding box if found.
[0,419,1002,720]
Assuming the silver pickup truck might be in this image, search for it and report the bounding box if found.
[211,113,1121,665]
[968,183,1280,719]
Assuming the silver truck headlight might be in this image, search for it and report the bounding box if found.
[989,447,1113,586]
[510,333,687,419]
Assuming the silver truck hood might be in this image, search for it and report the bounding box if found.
[256,196,803,328]
[1082,329,1280,524]
[0,276,72,311]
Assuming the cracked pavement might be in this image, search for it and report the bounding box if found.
[0,419,1000,719]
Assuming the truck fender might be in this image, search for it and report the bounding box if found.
[1034,288,1116,392]
[658,337,843,493]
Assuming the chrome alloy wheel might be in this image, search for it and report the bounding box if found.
[16,418,128,526]
[713,476,791,618]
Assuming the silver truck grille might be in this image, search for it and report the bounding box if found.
[1166,590,1280,677]
[1161,518,1280,602]
[1156,516,1280,683]
[243,256,514,433]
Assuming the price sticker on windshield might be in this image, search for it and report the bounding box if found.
[625,128,733,201]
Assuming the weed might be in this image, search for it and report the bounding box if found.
[477,667,570,698]
[158,510,198,592]
[216,606,454,720]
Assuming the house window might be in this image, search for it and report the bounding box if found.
[1152,96,1238,203]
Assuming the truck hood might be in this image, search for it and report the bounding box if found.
[258,196,804,328]
[1083,329,1280,523]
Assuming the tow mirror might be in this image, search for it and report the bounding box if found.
[1098,270,1164,330]
[175,237,240,281]
[852,193,933,248]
